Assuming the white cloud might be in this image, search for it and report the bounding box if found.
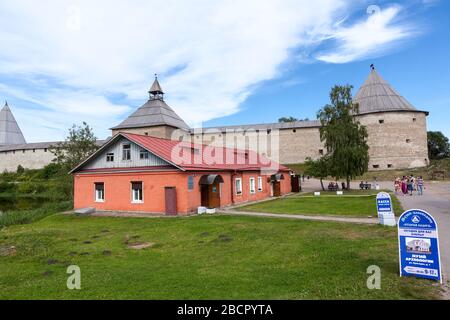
[0,1,420,141]
[316,5,416,63]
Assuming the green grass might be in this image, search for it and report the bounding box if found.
[0,201,73,228]
[240,193,403,217]
[0,214,438,300]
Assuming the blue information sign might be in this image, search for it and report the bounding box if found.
[376,192,392,213]
[398,209,442,283]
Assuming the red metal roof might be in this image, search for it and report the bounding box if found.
[121,132,289,173]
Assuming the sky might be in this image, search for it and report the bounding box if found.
[0,0,449,142]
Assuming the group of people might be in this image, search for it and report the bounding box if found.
[395,175,424,196]
[328,181,347,191]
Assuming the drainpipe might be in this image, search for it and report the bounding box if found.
[231,170,237,205]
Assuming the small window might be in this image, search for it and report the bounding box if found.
[188,176,194,190]
[106,153,114,162]
[293,129,297,133]
[33,149,36,153]
[140,149,150,160]
[257,176,263,192]
[412,118,417,122]
[406,139,411,143]
[44,148,48,152]
[267,129,272,135]
[122,144,131,160]
[22,150,25,153]
[95,183,105,202]
[144,132,149,136]
[319,149,324,155]
[387,164,393,168]
[131,182,143,203]
[379,119,384,124]
[249,177,256,194]
[13,150,15,154]
[235,178,242,195]
[372,165,380,169]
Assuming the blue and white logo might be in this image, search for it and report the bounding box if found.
[398,209,442,283]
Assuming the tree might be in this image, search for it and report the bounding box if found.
[278,116,310,123]
[427,131,449,160]
[317,85,369,189]
[304,157,330,191]
[278,116,298,123]
[50,122,98,171]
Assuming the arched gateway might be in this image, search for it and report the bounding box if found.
[199,174,224,208]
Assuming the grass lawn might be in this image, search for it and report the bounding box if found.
[0,213,438,299]
[240,193,403,217]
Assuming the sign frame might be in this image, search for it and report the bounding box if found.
[398,209,442,283]
[376,192,396,226]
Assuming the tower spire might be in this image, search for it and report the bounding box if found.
[149,74,164,101]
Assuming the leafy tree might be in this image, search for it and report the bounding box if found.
[317,85,369,189]
[278,116,298,123]
[49,122,99,199]
[427,131,450,160]
[50,122,98,171]
[16,165,25,174]
[304,157,330,191]
[278,116,311,123]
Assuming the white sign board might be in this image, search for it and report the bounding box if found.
[376,192,396,226]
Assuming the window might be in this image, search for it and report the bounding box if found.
[188,175,194,190]
[144,132,149,136]
[131,182,143,203]
[106,153,114,162]
[413,118,417,122]
[22,150,25,153]
[258,177,263,192]
[249,177,256,194]
[44,148,48,152]
[235,178,242,195]
[293,129,297,133]
[140,149,150,159]
[122,144,131,160]
[372,165,380,169]
[95,183,105,202]
[379,119,384,124]
[387,164,393,168]
[267,129,272,134]
[319,149,324,155]
[406,139,411,143]
[33,149,36,153]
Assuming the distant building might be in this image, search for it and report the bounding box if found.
[0,66,429,172]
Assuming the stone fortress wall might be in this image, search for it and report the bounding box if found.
[0,67,430,173]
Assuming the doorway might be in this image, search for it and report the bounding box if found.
[199,175,224,208]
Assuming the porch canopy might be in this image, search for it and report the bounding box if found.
[199,174,224,185]
[269,173,285,182]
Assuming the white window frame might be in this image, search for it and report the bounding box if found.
[122,144,131,161]
[235,178,242,195]
[106,153,114,162]
[131,182,144,203]
[249,177,256,194]
[140,149,150,160]
[257,176,263,192]
[94,183,105,203]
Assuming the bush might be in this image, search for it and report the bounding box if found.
[0,201,73,228]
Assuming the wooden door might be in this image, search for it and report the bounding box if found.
[273,182,281,197]
[165,187,177,216]
[208,182,221,209]
[201,185,209,207]
[291,175,300,193]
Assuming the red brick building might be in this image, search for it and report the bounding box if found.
[71,132,291,215]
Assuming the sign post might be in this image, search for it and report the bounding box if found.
[398,209,442,283]
[376,192,396,226]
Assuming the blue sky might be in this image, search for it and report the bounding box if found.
[1,0,449,142]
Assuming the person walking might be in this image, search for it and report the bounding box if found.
[401,176,408,195]
[407,177,414,196]
[417,176,424,196]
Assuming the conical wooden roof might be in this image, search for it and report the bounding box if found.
[0,102,26,145]
[354,67,424,115]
